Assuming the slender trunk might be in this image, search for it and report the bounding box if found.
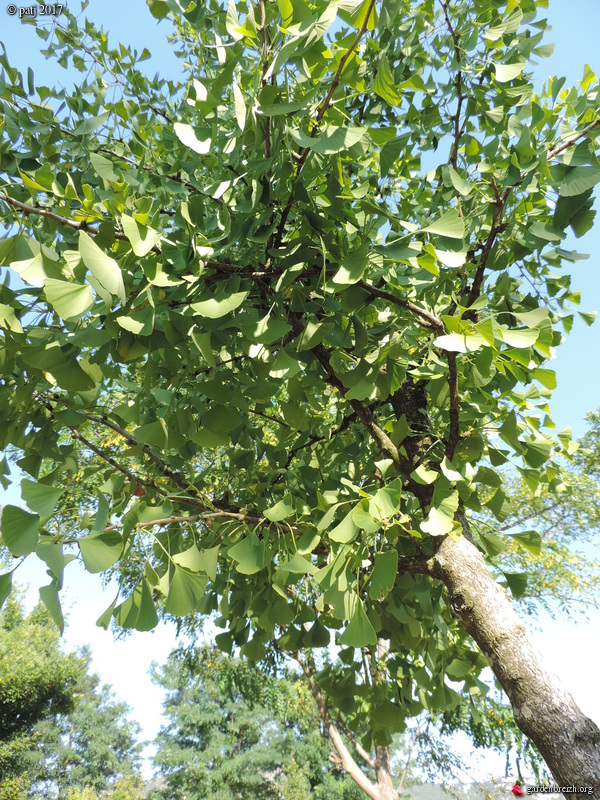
[430,534,600,792]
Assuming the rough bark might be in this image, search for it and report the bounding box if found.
[430,534,600,794]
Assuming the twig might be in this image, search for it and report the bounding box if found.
[548,117,600,160]
[273,0,377,248]
[357,281,445,333]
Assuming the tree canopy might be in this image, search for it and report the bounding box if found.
[1,0,600,794]
[0,599,141,799]
[150,644,366,799]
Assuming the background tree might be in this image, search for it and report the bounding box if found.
[27,655,142,799]
[0,599,141,799]
[0,599,83,798]
[1,0,600,794]
[150,644,365,800]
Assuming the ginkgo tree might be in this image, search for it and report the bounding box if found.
[0,0,599,796]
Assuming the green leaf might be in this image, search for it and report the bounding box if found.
[1,506,39,557]
[174,122,211,154]
[264,494,294,522]
[44,279,94,320]
[229,534,269,574]
[373,55,402,106]
[509,530,541,556]
[369,550,398,600]
[122,215,161,257]
[421,208,464,240]
[80,532,123,573]
[79,231,125,304]
[114,579,158,631]
[302,619,330,647]
[500,327,538,348]
[0,572,13,609]
[370,479,403,519]
[203,404,242,433]
[21,479,64,517]
[433,332,486,353]
[352,500,381,533]
[339,600,377,647]
[329,510,360,543]
[503,571,528,600]
[290,125,367,155]
[331,249,368,285]
[559,166,600,197]
[447,167,472,197]
[36,542,65,585]
[486,488,511,522]
[297,320,332,351]
[39,579,64,633]
[191,291,249,318]
[279,552,317,574]
[165,566,208,615]
[420,489,459,536]
[90,152,120,181]
[494,62,526,83]
[232,81,246,131]
[379,135,407,178]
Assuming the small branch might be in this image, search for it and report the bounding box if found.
[445,352,460,459]
[466,185,511,307]
[1,193,270,281]
[273,0,377,249]
[357,281,444,333]
[548,117,600,160]
[397,721,421,792]
[249,408,290,428]
[68,426,166,496]
[82,413,204,500]
[440,0,466,170]
[314,0,377,129]
[104,509,277,531]
[0,192,129,241]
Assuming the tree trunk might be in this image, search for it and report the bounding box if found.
[431,534,600,793]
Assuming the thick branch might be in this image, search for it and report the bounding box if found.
[293,652,382,800]
[466,185,511,307]
[445,352,460,459]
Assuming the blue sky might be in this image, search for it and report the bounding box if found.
[2,0,600,782]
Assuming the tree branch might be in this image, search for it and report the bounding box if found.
[68,426,166,497]
[82,413,206,500]
[466,184,511,307]
[445,351,460,459]
[548,117,600,160]
[440,0,466,171]
[291,651,382,800]
[273,0,377,249]
[357,280,444,333]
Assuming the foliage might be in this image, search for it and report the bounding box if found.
[1,0,600,789]
[470,410,600,616]
[0,598,141,799]
[149,644,364,800]
[0,599,83,795]
[65,776,145,800]
[26,656,142,799]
